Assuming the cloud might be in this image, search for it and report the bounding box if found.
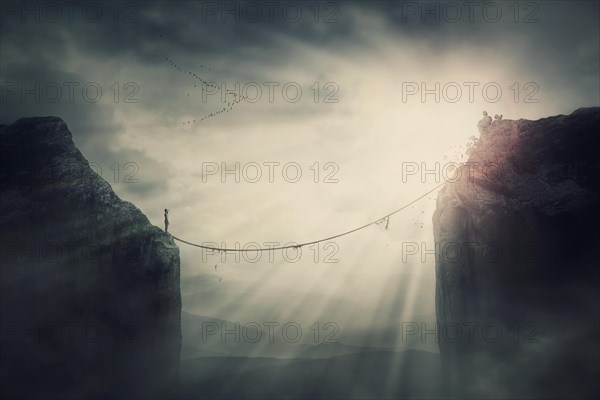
[1,0,598,346]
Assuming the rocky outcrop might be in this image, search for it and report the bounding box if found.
[0,117,181,398]
[433,108,600,398]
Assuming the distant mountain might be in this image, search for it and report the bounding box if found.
[296,342,389,359]
[181,311,312,359]
[180,356,295,383]
[181,310,440,359]
[179,350,443,399]
[336,312,439,353]
[181,345,230,359]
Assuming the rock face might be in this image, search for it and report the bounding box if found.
[0,117,181,398]
[433,108,600,398]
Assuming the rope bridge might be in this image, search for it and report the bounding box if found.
[169,182,445,252]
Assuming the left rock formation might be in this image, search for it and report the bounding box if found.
[0,117,181,398]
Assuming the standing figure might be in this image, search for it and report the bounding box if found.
[477,111,493,133]
[164,209,169,232]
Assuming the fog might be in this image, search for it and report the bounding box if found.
[1,0,598,350]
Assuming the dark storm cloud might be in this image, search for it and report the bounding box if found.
[0,51,123,138]
[1,0,364,66]
[2,1,598,59]
[0,9,171,201]
[1,0,598,212]
[1,1,362,131]
[122,1,363,60]
[2,1,597,196]
[2,1,598,128]
[356,0,599,99]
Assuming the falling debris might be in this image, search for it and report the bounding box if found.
[376,216,390,230]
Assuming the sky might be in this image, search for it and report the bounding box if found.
[1,0,599,349]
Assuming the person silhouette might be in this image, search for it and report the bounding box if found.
[477,111,493,133]
[164,209,169,232]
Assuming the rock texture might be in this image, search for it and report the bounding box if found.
[0,117,181,398]
[433,108,600,398]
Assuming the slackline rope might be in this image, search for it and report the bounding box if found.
[169,182,445,252]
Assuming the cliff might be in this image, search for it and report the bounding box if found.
[0,117,181,398]
[433,108,600,398]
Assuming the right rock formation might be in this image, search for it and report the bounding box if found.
[433,108,600,398]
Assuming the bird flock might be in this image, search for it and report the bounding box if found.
[155,49,474,265]
[159,55,250,125]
